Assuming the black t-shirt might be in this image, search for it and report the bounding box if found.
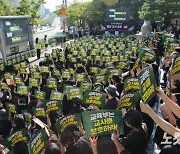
[120,130,147,154]
[0,119,12,139]
[103,97,118,110]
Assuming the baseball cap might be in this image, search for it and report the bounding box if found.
[104,85,119,97]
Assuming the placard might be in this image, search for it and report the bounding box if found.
[47,78,57,89]
[17,85,29,95]
[45,101,61,113]
[82,110,123,137]
[62,69,71,79]
[32,72,41,79]
[34,90,46,100]
[41,66,50,73]
[83,90,106,107]
[124,77,139,92]
[14,76,23,85]
[117,92,140,109]
[66,87,83,100]
[75,74,86,82]
[81,82,92,92]
[33,107,46,117]
[50,90,64,101]
[137,65,157,103]
[28,129,48,154]
[0,82,9,90]
[171,54,180,75]
[55,114,81,134]
[6,103,17,114]
[29,78,39,87]
[4,73,11,79]
[22,110,32,123]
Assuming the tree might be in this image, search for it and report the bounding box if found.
[0,0,16,16]
[16,0,31,15]
[139,0,180,27]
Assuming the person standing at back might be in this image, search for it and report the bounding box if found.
[35,37,41,59]
[44,35,49,51]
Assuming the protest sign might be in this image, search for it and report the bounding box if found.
[32,72,41,79]
[29,78,39,87]
[52,69,61,77]
[171,54,180,75]
[75,74,86,82]
[124,77,139,92]
[34,90,46,100]
[93,75,107,84]
[0,82,8,90]
[82,110,123,137]
[107,69,122,79]
[62,69,71,79]
[83,90,106,108]
[50,90,64,101]
[6,103,17,114]
[66,87,83,100]
[45,101,61,113]
[1,129,28,150]
[4,73,11,79]
[22,110,32,123]
[55,114,81,134]
[20,62,27,68]
[47,78,57,89]
[132,58,141,70]
[117,92,140,109]
[17,85,29,95]
[28,129,48,154]
[81,82,92,92]
[90,67,100,74]
[41,66,50,73]
[20,68,27,75]
[14,76,23,85]
[33,107,46,117]
[137,65,157,103]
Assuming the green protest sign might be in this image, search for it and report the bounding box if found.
[1,129,28,150]
[116,62,127,69]
[47,78,57,89]
[111,56,119,62]
[82,110,123,137]
[41,66,50,73]
[117,92,140,109]
[6,103,17,114]
[55,114,81,134]
[34,90,46,100]
[90,67,100,74]
[20,68,27,75]
[0,64,4,71]
[124,77,139,92]
[0,82,8,90]
[83,90,106,107]
[20,62,27,68]
[33,107,46,117]
[171,54,180,75]
[29,78,39,87]
[81,82,92,92]
[99,68,107,75]
[142,51,156,63]
[46,101,61,114]
[32,72,41,79]
[28,129,48,154]
[132,58,141,70]
[93,75,107,84]
[166,72,171,97]
[4,73,11,79]
[17,85,29,95]
[66,87,83,100]
[62,69,71,79]
[75,74,86,82]
[22,110,32,123]
[52,69,61,77]
[29,67,38,73]
[50,90,64,101]
[107,69,122,79]
[14,76,23,85]
[137,65,157,103]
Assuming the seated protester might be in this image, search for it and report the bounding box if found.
[0,109,12,140]
[13,141,28,154]
[103,85,119,110]
[120,110,148,154]
[48,111,60,134]
[111,75,124,98]
[74,59,88,74]
[69,96,85,114]
[11,114,26,132]
[45,142,61,154]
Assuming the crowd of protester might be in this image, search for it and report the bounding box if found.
[0,31,180,154]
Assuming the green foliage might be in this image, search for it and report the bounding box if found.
[0,0,16,16]
[139,0,180,25]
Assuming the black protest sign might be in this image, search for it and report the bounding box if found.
[22,110,32,123]
[117,92,140,109]
[17,85,29,95]
[28,129,48,154]
[50,90,64,101]
[45,101,61,114]
[82,110,123,137]
[47,78,57,89]
[66,87,83,100]
[171,54,180,75]
[14,76,23,85]
[83,90,106,108]
[34,90,46,100]
[124,77,140,92]
[6,103,17,114]
[81,82,92,92]
[62,69,71,79]
[33,107,46,117]
[137,65,157,103]
[55,114,81,134]
[29,78,39,87]
[1,129,28,150]
[0,82,8,90]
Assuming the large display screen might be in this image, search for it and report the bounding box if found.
[106,8,130,22]
[2,18,30,46]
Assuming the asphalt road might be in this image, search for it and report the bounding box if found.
[33,27,63,41]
